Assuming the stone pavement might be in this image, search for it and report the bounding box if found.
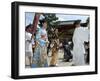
[47,49,73,67]
[25,49,73,68]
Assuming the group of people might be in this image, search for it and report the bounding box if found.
[62,20,89,66]
[25,19,59,67]
[25,18,90,68]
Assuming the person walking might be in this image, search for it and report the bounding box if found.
[72,20,89,66]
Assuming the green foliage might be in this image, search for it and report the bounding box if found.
[43,13,59,30]
[42,13,60,41]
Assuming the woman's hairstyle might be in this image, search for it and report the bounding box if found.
[25,24,32,31]
[39,18,47,27]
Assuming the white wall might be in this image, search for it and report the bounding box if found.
[0,0,99,81]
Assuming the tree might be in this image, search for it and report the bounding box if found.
[43,13,59,30]
[43,13,60,40]
[43,13,60,55]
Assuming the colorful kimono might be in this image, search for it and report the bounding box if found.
[32,27,48,67]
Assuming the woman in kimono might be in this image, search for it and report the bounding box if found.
[32,19,49,67]
[50,29,59,66]
[72,20,89,66]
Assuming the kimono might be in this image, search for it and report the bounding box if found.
[72,27,89,65]
[50,40,59,66]
[32,27,48,67]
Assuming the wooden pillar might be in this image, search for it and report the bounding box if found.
[32,13,40,34]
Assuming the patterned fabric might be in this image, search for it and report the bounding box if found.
[32,46,48,67]
[32,27,48,67]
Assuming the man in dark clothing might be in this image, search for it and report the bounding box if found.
[63,39,73,62]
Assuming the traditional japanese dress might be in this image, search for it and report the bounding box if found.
[72,27,89,65]
[32,27,48,67]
